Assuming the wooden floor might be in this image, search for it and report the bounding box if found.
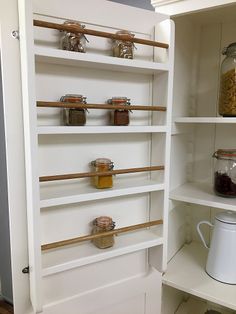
[0,301,13,314]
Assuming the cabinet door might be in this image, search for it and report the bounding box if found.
[18,0,174,313]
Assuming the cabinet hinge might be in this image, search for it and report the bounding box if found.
[22,266,29,274]
[11,30,19,40]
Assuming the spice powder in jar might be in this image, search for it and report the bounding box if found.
[92,216,116,249]
[108,97,131,126]
[61,94,87,126]
[112,30,135,59]
[90,158,114,189]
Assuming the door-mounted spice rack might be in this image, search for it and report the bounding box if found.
[37,101,167,112]
[33,19,169,49]
[39,165,165,182]
[41,219,163,251]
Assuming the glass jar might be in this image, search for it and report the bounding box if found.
[112,30,135,59]
[60,94,87,126]
[108,97,131,126]
[219,43,236,116]
[213,149,236,197]
[90,158,114,189]
[92,216,115,249]
[61,21,88,53]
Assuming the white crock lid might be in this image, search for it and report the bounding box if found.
[215,211,236,224]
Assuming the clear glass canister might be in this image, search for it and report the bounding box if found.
[213,149,236,197]
[108,97,131,126]
[91,158,114,189]
[219,43,236,116]
[61,21,88,53]
[112,30,135,59]
[60,94,87,126]
[92,216,116,249]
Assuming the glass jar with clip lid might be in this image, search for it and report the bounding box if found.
[108,97,131,126]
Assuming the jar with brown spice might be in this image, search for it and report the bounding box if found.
[61,94,87,126]
[108,97,131,126]
[90,158,114,189]
[61,21,88,53]
[112,30,135,59]
[91,216,116,249]
[219,43,236,116]
[213,149,236,197]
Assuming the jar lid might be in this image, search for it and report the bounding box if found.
[63,20,84,28]
[215,211,236,224]
[222,42,236,56]
[108,97,131,105]
[116,30,134,38]
[213,149,236,158]
[60,94,86,103]
[91,158,113,166]
[93,216,115,229]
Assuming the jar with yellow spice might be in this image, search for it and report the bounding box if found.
[219,43,236,116]
[90,158,114,189]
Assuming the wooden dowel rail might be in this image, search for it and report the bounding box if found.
[39,165,164,182]
[41,219,163,251]
[37,101,167,112]
[33,19,169,49]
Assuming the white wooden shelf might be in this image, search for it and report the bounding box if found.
[175,117,236,124]
[42,228,163,276]
[40,180,164,208]
[37,126,168,135]
[35,47,169,74]
[170,182,236,211]
[163,242,236,310]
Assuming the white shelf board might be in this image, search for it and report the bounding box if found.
[40,180,164,208]
[37,125,168,135]
[42,228,163,276]
[35,47,169,74]
[175,117,236,124]
[163,242,236,310]
[170,182,236,211]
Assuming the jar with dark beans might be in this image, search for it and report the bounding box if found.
[61,94,87,126]
[213,149,236,197]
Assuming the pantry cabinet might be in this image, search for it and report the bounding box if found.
[1,0,236,314]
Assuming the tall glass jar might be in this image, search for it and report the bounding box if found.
[60,94,87,126]
[108,97,131,126]
[213,149,236,197]
[90,158,114,189]
[219,43,236,116]
[112,30,135,59]
[91,216,115,249]
[61,21,88,53]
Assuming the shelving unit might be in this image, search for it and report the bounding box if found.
[163,242,236,311]
[16,0,174,313]
[170,182,236,211]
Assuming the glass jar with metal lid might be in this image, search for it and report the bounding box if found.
[112,30,135,59]
[61,21,88,53]
[219,43,236,116]
[91,216,116,249]
[108,97,131,126]
[60,94,87,126]
[213,149,236,197]
[90,158,114,189]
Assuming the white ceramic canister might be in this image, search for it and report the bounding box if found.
[197,211,236,284]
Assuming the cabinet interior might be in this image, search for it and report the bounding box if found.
[164,3,236,313]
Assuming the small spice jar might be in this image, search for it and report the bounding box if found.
[92,216,116,249]
[90,158,114,189]
[213,149,236,197]
[61,94,87,126]
[108,97,131,126]
[112,30,135,59]
[61,21,88,53]
[219,43,236,116]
